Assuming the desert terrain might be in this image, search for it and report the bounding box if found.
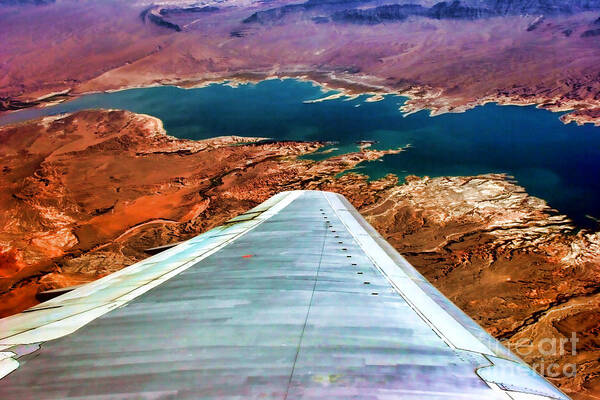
[1,109,599,398]
[2,0,600,125]
[3,0,600,398]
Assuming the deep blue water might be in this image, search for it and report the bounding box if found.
[2,79,600,229]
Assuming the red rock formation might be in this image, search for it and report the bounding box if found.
[0,249,24,278]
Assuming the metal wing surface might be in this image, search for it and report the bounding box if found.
[0,191,570,399]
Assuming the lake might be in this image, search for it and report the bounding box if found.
[2,78,599,229]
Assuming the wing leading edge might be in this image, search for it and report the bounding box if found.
[0,190,569,399]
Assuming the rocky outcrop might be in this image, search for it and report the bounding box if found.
[140,4,219,31]
[485,0,600,15]
[560,108,600,126]
[0,97,38,112]
[245,0,600,25]
[331,2,498,24]
[527,15,545,31]
[159,6,218,16]
[147,12,181,32]
[311,16,330,23]
[331,4,427,24]
[581,27,600,37]
[243,3,310,24]
[428,1,494,20]
[0,91,70,112]
[140,6,181,32]
[243,0,371,24]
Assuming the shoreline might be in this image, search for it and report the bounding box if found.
[3,72,600,128]
[2,79,600,234]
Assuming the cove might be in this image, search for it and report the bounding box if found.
[1,79,599,230]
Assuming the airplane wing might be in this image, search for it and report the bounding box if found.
[0,190,570,399]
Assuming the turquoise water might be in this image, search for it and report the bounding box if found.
[2,79,600,229]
